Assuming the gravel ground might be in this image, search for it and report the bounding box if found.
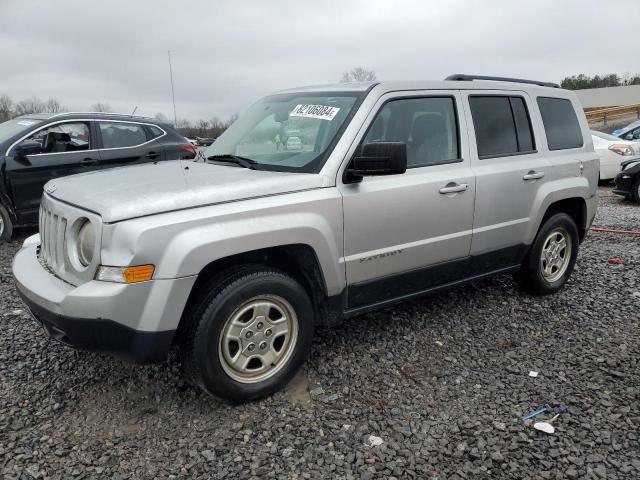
[1,187,638,479]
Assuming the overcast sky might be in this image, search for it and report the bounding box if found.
[0,0,637,122]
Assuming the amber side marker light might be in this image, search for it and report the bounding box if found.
[96,265,155,284]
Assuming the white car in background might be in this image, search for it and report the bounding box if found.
[285,136,303,150]
[591,130,640,181]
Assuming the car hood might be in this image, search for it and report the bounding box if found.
[45,160,328,222]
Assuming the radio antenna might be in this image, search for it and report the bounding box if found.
[168,50,178,127]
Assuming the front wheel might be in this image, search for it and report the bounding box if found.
[0,204,13,244]
[633,178,640,204]
[516,213,579,295]
[180,267,314,402]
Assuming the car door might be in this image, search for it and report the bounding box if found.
[5,121,99,222]
[462,91,550,269]
[340,91,476,309]
[96,120,164,169]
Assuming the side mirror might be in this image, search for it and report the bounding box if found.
[625,133,634,140]
[346,142,407,181]
[14,140,43,158]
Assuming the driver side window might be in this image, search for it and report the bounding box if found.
[361,97,460,168]
[20,122,91,155]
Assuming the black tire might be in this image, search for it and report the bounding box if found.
[516,212,579,295]
[0,203,13,244]
[633,178,640,204]
[179,267,314,402]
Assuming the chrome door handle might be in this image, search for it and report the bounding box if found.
[439,182,468,194]
[523,171,545,180]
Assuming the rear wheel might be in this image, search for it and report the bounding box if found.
[180,267,314,402]
[0,204,13,244]
[516,213,579,295]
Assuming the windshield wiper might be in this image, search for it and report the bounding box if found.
[207,154,259,169]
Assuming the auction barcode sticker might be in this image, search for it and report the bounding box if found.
[290,104,340,121]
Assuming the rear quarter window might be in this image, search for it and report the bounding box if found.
[147,125,164,139]
[536,97,583,150]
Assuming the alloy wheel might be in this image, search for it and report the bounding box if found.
[539,227,572,282]
[219,295,298,383]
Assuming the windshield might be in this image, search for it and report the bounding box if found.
[204,92,362,172]
[0,118,42,145]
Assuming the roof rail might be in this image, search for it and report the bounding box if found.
[47,111,152,119]
[445,74,560,89]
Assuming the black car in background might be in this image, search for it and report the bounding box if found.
[0,112,196,242]
[613,157,640,203]
[196,137,215,146]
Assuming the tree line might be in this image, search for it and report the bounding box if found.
[169,114,239,139]
[560,73,640,90]
[0,94,238,139]
[0,94,66,121]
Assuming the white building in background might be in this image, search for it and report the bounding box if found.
[574,85,640,109]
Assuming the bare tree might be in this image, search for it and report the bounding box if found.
[196,119,210,137]
[340,67,377,83]
[45,98,64,113]
[176,118,192,129]
[154,112,169,122]
[90,102,112,112]
[226,114,239,126]
[0,94,13,121]
[14,96,46,116]
[175,118,196,137]
[174,114,239,139]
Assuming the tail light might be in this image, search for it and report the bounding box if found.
[179,143,197,158]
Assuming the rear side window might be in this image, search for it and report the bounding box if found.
[469,96,536,159]
[148,125,164,139]
[99,122,148,149]
[537,97,583,150]
[510,97,534,152]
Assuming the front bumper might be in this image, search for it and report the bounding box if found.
[12,240,197,364]
[613,171,634,197]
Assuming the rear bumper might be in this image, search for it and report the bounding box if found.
[12,239,197,364]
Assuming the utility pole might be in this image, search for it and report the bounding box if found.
[168,50,177,127]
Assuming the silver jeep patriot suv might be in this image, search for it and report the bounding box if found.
[13,75,598,401]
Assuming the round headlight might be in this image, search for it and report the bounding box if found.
[77,220,96,266]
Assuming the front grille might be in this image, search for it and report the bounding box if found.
[35,193,101,287]
[39,200,68,274]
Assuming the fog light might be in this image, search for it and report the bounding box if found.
[96,265,155,283]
